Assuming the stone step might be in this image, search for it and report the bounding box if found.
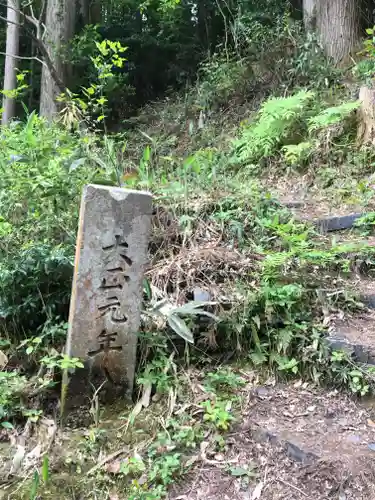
[334,277,375,308]
[326,311,375,364]
[237,383,375,491]
[354,279,375,308]
[173,382,375,499]
[313,213,365,233]
[279,198,371,233]
[362,294,375,309]
[317,237,375,277]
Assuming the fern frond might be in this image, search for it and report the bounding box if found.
[232,90,315,165]
[308,101,360,133]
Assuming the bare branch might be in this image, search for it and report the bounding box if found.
[0,1,38,23]
[32,38,67,92]
[0,13,24,28]
[0,51,45,66]
[23,11,38,28]
[0,4,38,32]
[38,0,46,23]
[0,10,66,93]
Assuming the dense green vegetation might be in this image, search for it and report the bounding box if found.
[3,0,375,497]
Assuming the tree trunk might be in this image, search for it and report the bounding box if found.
[28,40,35,111]
[303,0,316,30]
[316,0,362,64]
[39,0,76,120]
[89,0,101,24]
[2,0,20,125]
[357,86,375,146]
[80,0,89,25]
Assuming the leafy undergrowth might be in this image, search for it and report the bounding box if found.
[3,118,375,497]
[4,20,375,500]
[5,367,375,500]
[2,367,246,499]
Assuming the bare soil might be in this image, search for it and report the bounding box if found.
[330,309,375,352]
[4,380,375,499]
[263,171,375,222]
[171,383,375,500]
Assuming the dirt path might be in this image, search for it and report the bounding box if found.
[171,384,375,500]
[170,439,372,500]
[3,379,375,499]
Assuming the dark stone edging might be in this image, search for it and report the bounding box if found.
[250,426,318,465]
[282,201,305,209]
[326,335,375,365]
[279,200,368,233]
[313,214,364,233]
[360,293,375,309]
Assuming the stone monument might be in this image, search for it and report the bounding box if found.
[65,184,152,401]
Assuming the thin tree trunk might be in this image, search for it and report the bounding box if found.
[39,0,76,120]
[28,40,35,111]
[2,0,20,125]
[316,0,362,64]
[90,0,101,24]
[303,0,316,30]
[80,0,89,25]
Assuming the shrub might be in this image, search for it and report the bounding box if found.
[231,89,360,169]
[0,113,111,340]
[196,55,253,110]
[232,89,315,166]
[307,101,360,133]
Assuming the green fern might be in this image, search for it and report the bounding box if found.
[308,101,360,133]
[282,141,313,166]
[232,90,315,165]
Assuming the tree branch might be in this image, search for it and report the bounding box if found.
[0,2,38,27]
[0,10,67,93]
[0,14,23,28]
[0,51,45,66]
[32,38,66,92]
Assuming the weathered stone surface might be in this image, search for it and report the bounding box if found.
[314,213,364,233]
[325,311,375,366]
[65,185,152,401]
[281,200,305,209]
[360,293,375,309]
[326,335,375,365]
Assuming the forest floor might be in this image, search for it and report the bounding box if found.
[4,66,375,499]
[112,86,375,498]
[3,371,375,499]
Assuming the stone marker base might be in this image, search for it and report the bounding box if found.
[62,361,134,416]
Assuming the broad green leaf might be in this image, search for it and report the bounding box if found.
[1,421,14,429]
[69,158,86,171]
[42,456,49,483]
[229,466,249,476]
[167,314,194,343]
[30,471,39,500]
[252,315,261,329]
[143,278,152,300]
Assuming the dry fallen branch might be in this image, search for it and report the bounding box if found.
[0,51,45,66]
[86,446,130,476]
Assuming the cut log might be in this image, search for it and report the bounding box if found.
[357,85,375,146]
